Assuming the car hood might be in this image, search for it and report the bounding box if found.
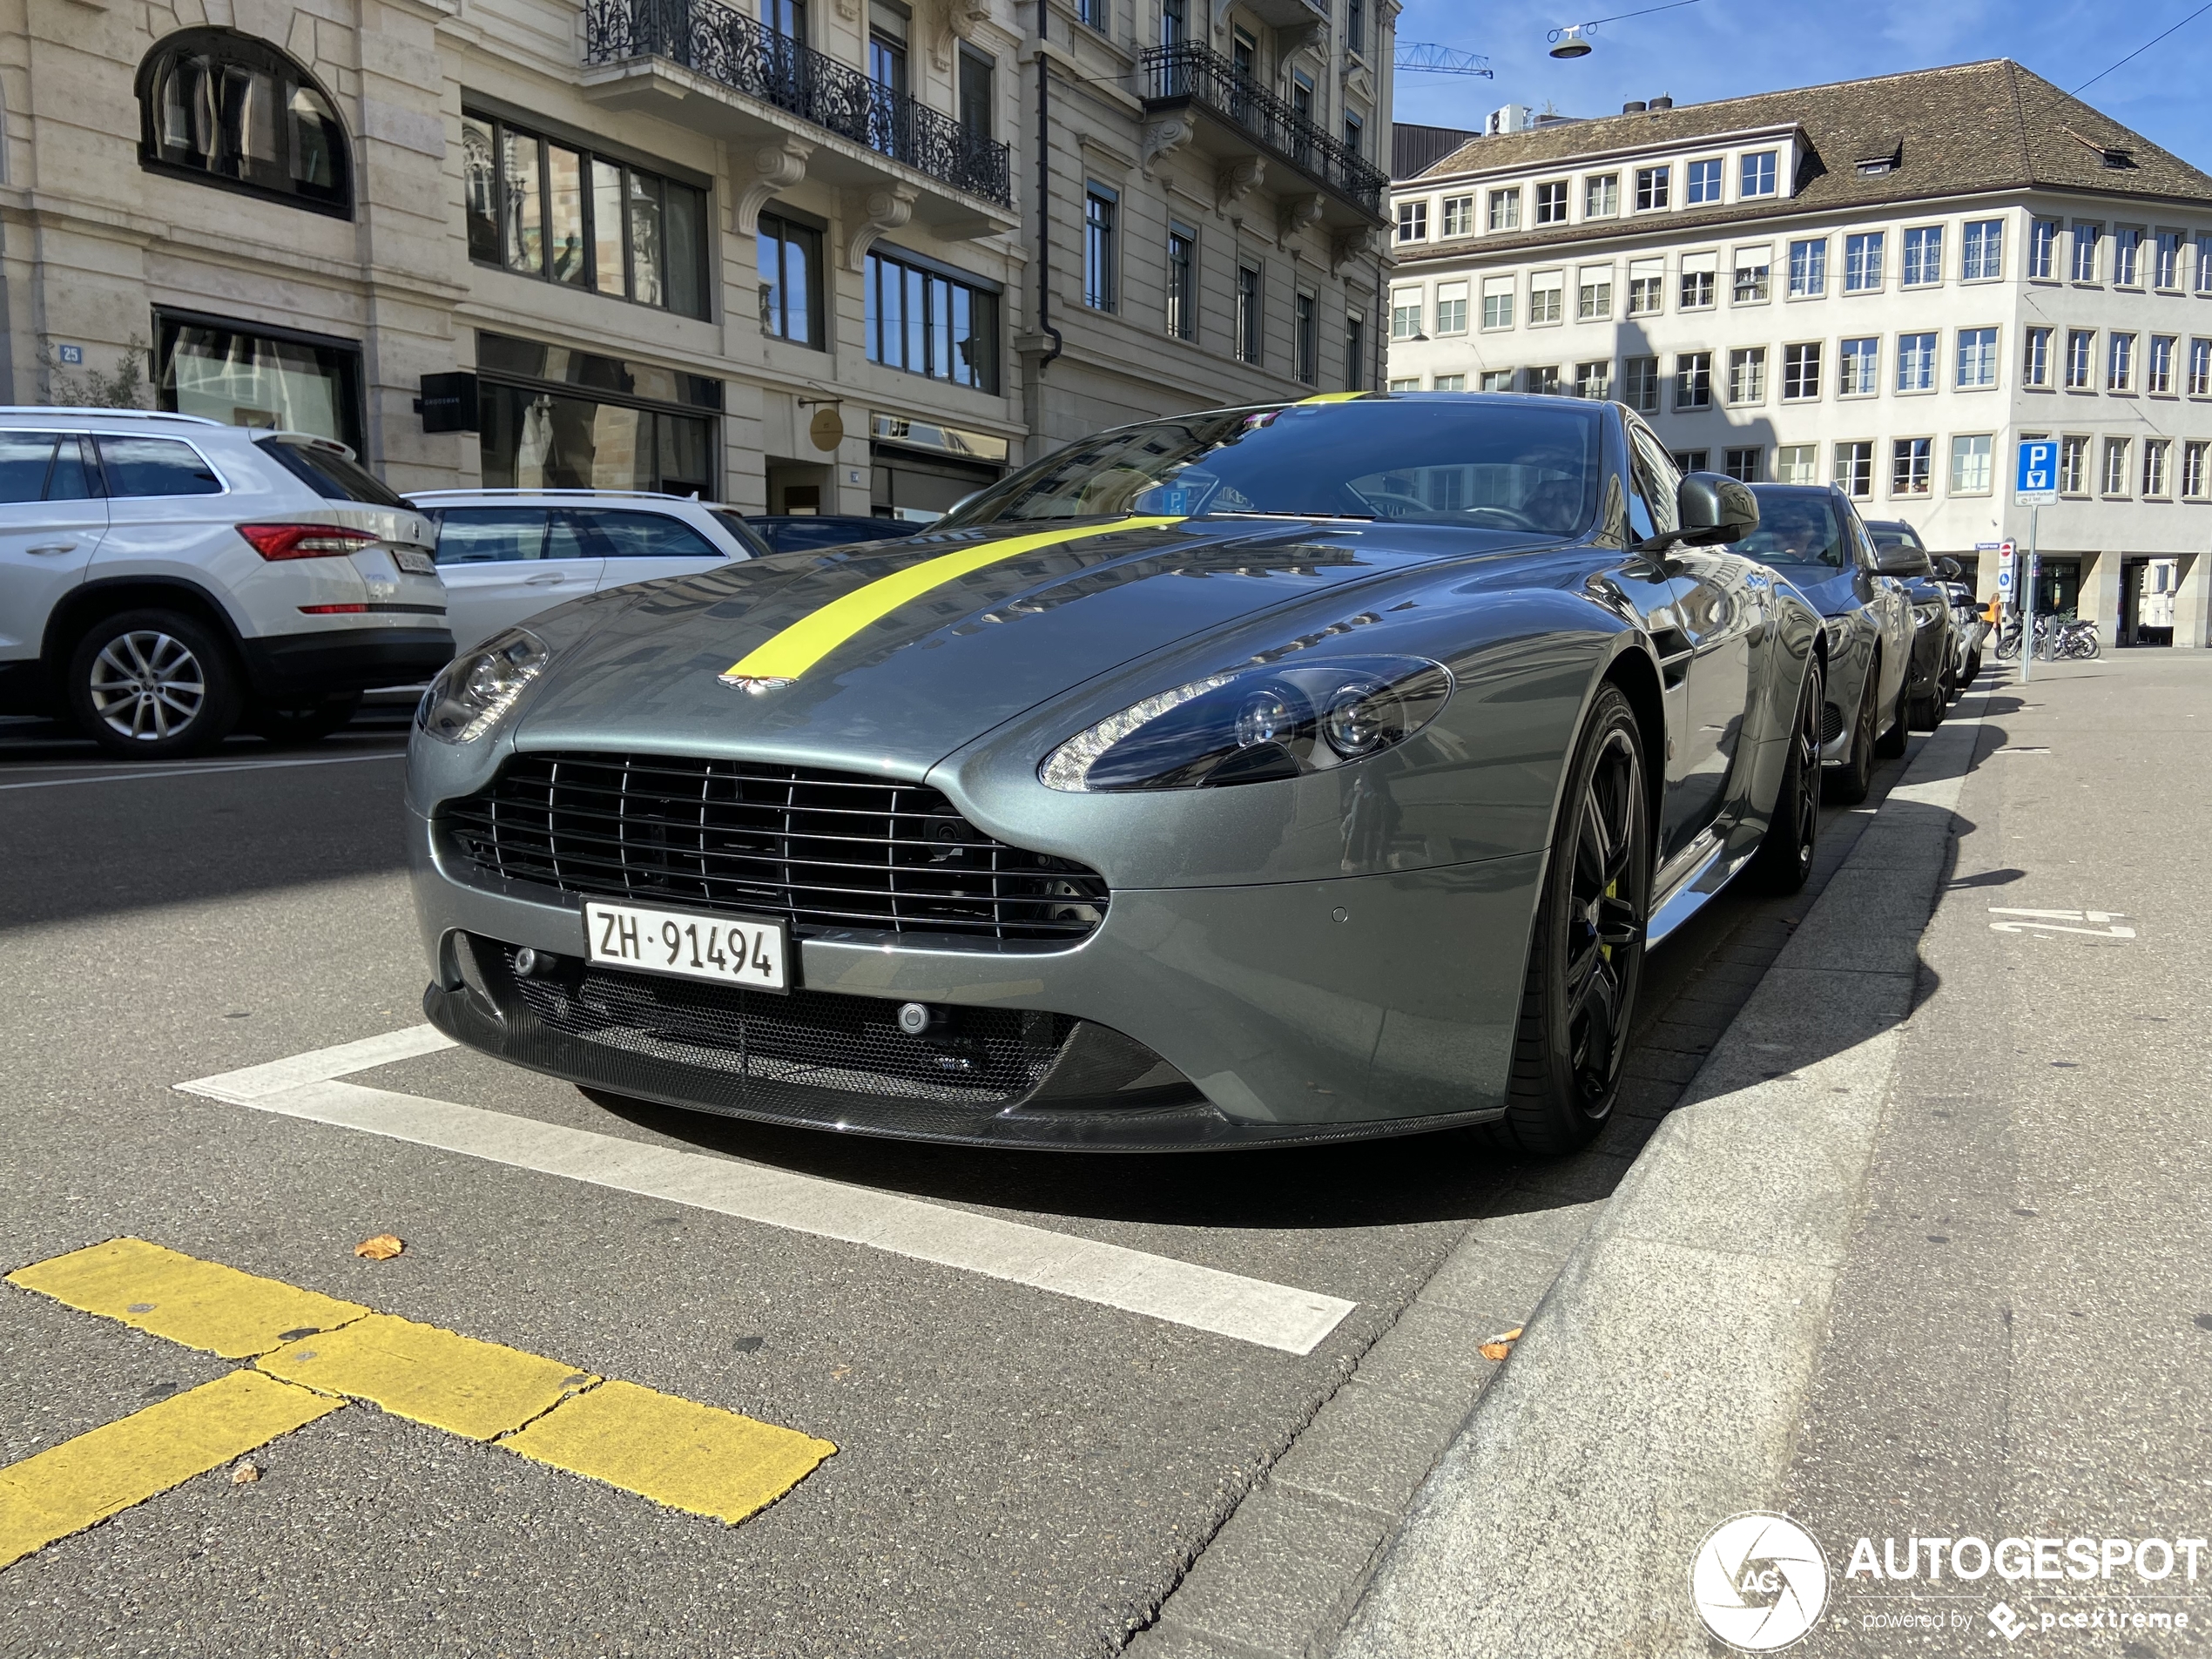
[513,516,1519,772]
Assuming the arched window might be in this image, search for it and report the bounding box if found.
[136,30,351,216]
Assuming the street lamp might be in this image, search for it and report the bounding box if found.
[1548,24,1593,57]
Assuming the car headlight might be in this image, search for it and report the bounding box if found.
[415,628,550,745]
[1040,655,1452,792]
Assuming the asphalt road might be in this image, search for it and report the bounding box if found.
[0,696,1925,1659]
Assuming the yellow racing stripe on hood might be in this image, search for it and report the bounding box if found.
[723,516,1184,684]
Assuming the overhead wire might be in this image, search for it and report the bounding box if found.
[2070,0,2212,94]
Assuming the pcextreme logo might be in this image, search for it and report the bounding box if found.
[1691,1513,1831,1651]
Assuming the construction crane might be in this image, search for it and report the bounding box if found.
[1394,42,1494,78]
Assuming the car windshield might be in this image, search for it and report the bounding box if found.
[937,398,1606,538]
[1738,489,1848,570]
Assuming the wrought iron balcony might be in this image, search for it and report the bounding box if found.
[583,0,1012,208]
[1142,43,1387,220]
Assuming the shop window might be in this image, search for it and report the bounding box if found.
[156,312,364,452]
[475,331,721,497]
[137,29,351,216]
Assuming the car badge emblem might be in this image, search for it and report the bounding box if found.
[718,672,793,694]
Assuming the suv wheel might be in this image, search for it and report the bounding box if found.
[66,609,241,759]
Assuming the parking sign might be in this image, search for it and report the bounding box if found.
[2016,440,2058,505]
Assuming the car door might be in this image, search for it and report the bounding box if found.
[431,509,601,650]
[1622,425,1706,862]
[1669,544,1760,839]
[567,508,734,596]
[1844,504,1912,712]
[0,432,106,663]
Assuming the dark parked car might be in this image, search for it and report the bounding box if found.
[1864,519,1961,723]
[407,394,1823,1157]
[745,515,928,555]
[1739,485,1912,804]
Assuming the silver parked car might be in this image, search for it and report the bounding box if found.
[407,490,768,651]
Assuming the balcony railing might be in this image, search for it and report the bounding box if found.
[583,0,1012,208]
[1142,43,1387,219]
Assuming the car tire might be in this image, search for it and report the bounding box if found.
[1746,653,1822,896]
[1498,684,1650,1156]
[1875,671,1910,759]
[64,609,242,759]
[1823,658,1878,805]
[248,691,362,745]
[1907,678,1942,731]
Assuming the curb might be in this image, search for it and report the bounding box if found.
[1328,684,1997,1658]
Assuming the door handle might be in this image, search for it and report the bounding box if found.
[25,542,77,556]
[523,573,565,586]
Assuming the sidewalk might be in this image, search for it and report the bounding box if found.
[1330,653,2212,1656]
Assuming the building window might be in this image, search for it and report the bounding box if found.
[1164,222,1197,341]
[2148,334,2175,394]
[1740,150,1777,198]
[1892,438,1932,496]
[2191,338,2212,396]
[2182,440,2208,499]
[765,0,805,43]
[1844,232,1884,292]
[2023,327,2052,388]
[462,112,709,318]
[2028,218,2060,279]
[757,211,823,347]
[2113,227,2142,287]
[1433,373,1467,391]
[1675,351,1711,410]
[1391,287,1423,341]
[1956,327,1998,389]
[1776,443,1817,483]
[1577,267,1612,320]
[2071,222,2100,281]
[1441,194,1474,237]
[1585,174,1619,218]
[1535,180,1568,225]
[1076,0,1106,29]
[1834,441,1873,497]
[1345,0,1366,55]
[2059,435,2087,494]
[1529,273,1564,324]
[1686,158,1723,205]
[1436,281,1468,334]
[1525,365,1561,395]
[1388,377,1419,393]
[1787,238,1826,298]
[2198,236,2212,293]
[1723,446,1762,482]
[1901,226,1942,287]
[1480,369,1514,392]
[2155,231,2183,288]
[156,313,364,451]
[1294,292,1316,384]
[1083,184,1117,311]
[138,29,351,217]
[864,247,1000,390]
[1488,188,1521,232]
[1396,199,1428,244]
[1961,219,2003,280]
[2101,436,2131,496]
[2108,332,2135,391]
[1481,277,1514,330]
[1627,260,1662,315]
[1950,435,1993,494]
[1782,342,1821,401]
[1635,165,1669,211]
[1345,312,1365,390]
[2065,330,2094,388]
[1680,260,1716,309]
[1733,250,1770,302]
[2143,437,2170,497]
[1236,264,1261,363]
[958,44,995,137]
[1671,449,1709,473]
[1343,111,1364,158]
[1575,360,1611,399]
[1839,336,1878,395]
[1623,354,1660,413]
[475,332,719,497]
[1896,331,1937,393]
[1726,347,1766,405]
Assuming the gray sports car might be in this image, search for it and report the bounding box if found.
[405,395,1823,1155]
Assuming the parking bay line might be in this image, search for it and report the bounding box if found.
[179,1031,1356,1356]
[0,750,404,792]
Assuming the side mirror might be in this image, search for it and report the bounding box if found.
[1676,471,1759,547]
[1934,556,1962,579]
[1874,544,1933,577]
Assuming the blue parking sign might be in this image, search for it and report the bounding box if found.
[2016,439,2058,503]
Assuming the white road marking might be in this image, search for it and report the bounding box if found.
[1986,906,2135,939]
[0,751,405,792]
[179,1032,1354,1357]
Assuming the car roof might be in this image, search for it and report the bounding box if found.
[0,406,225,427]
[406,488,703,503]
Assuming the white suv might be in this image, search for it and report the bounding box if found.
[405,489,767,650]
[0,408,450,757]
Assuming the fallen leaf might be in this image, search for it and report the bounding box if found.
[1478,1326,1526,1363]
[231,1461,260,1484]
[354,1234,404,1261]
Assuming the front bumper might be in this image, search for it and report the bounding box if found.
[408,805,1541,1150]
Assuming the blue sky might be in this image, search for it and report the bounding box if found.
[1389,0,2212,172]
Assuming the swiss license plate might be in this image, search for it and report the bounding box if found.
[583,900,789,993]
[394,547,436,577]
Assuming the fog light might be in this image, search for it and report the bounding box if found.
[514,947,540,978]
[897,1001,934,1036]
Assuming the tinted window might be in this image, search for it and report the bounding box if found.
[257,437,408,507]
[95,435,223,497]
[0,432,60,503]
[434,508,550,563]
[707,509,772,556]
[49,436,96,501]
[565,509,722,559]
[752,516,914,553]
[1739,490,1846,570]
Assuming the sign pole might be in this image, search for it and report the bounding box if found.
[2023,506,2037,684]
[2013,437,2057,684]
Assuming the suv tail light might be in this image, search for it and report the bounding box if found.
[237,523,381,560]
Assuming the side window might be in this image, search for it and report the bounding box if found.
[1627,424,1680,536]
[94,435,223,497]
[434,508,550,564]
[0,432,61,503]
[48,436,96,501]
[1844,505,1878,570]
[567,509,723,559]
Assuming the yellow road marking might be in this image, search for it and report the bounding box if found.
[724,516,1183,682]
[258,1313,599,1441]
[503,1379,835,1524]
[0,1372,341,1568]
[7,1238,368,1359]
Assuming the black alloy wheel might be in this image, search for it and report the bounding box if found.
[1500,684,1650,1154]
[1747,653,1823,895]
[1875,666,1910,758]
[1823,655,1878,805]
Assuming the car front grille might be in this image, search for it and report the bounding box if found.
[443,752,1109,942]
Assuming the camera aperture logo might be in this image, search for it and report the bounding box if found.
[1692,1513,1831,1651]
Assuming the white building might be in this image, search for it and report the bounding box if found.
[1385,62,2212,645]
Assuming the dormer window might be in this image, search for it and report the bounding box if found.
[1854,146,1900,177]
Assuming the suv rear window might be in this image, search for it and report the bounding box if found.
[257,436,408,508]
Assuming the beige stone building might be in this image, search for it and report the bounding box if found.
[0,0,1392,515]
